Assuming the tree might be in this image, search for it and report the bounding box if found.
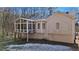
[0,8,16,39]
[48,7,57,16]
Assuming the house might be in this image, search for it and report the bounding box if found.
[14,12,76,44]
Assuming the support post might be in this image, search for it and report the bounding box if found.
[20,19,21,33]
[27,21,29,42]
[41,20,43,33]
[32,22,33,32]
[14,32,16,41]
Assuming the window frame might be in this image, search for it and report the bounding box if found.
[56,22,60,30]
[42,23,46,29]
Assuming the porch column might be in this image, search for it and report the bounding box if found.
[27,21,29,42]
[20,19,21,33]
[32,22,33,32]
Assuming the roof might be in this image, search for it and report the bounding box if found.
[15,17,46,22]
[53,13,75,19]
[15,13,75,22]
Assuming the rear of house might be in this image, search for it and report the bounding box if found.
[14,12,76,44]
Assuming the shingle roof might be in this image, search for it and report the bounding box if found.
[52,13,75,20]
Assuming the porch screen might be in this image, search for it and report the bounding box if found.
[21,24,27,32]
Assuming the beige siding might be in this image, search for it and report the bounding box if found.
[29,33,46,39]
[46,13,75,43]
[35,21,47,33]
[72,19,75,42]
[47,34,73,43]
[47,14,72,34]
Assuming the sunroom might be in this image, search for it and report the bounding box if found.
[14,18,36,33]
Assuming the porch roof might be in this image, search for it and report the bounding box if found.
[15,17,46,22]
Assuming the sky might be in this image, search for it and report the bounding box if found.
[56,7,78,12]
[9,7,79,13]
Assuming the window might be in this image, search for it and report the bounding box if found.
[21,24,24,32]
[21,24,24,29]
[28,24,32,29]
[24,24,27,29]
[56,22,60,29]
[21,24,27,32]
[38,23,40,29]
[42,23,46,29]
[16,24,20,29]
[33,23,36,29]
[16,24,20,32]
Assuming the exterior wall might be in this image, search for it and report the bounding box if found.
[47,14,72,34]
[35,21,46,33]
[29,21,47,39]
[15,33,27,39]
[47,34,73,43]
[46,13,75,43]
[29,33,47,39]
[15,33,47,39]
[71,19,75,42]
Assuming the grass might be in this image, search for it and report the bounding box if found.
[0,41,8,50]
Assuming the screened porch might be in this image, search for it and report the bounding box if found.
[14,18,36,33]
